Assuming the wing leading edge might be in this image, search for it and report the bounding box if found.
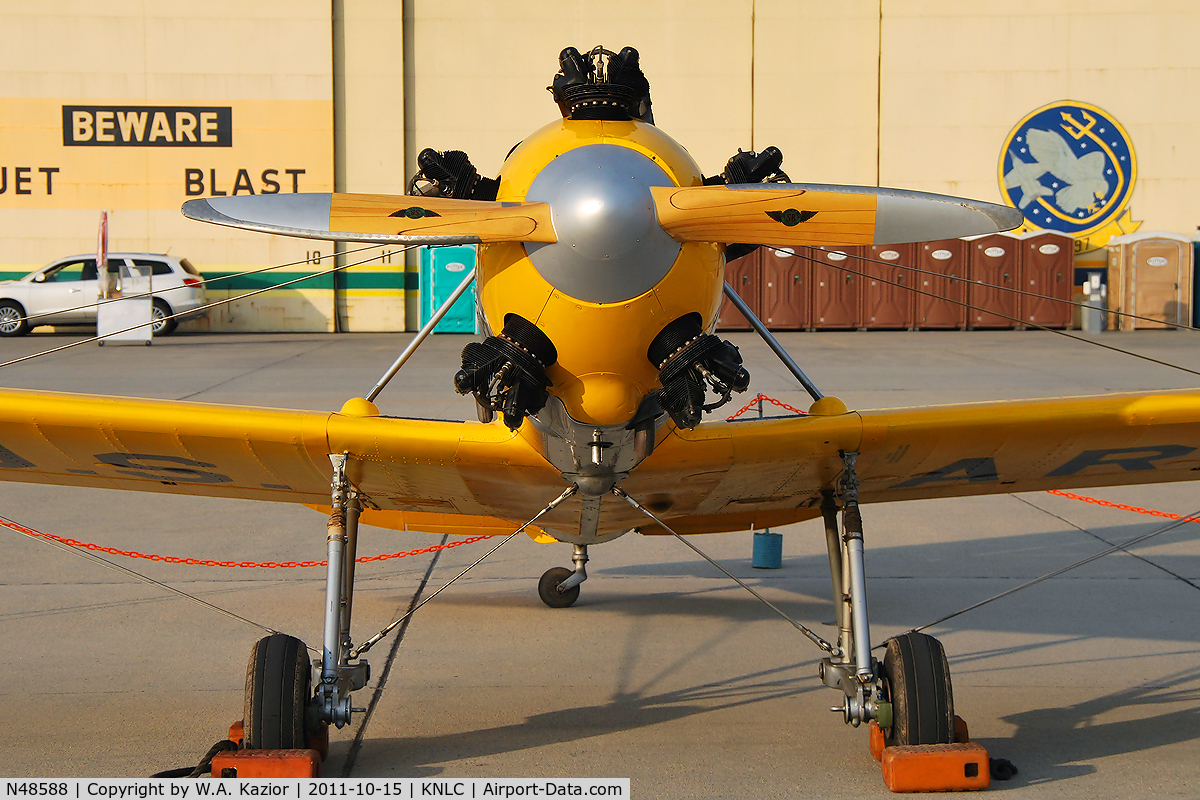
[0,388,1196,540]
[628,389,1200,534]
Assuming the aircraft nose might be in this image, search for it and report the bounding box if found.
[524,143,681,304]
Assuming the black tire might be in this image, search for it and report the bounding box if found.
[538,567,580,608]
[244,634,312,750]
[0,301,30,337]
[151,299,177,335]
[882,632,954,746]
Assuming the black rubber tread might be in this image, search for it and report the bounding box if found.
[244,633,310,750]
[0,301,30,337]
[151,298,177,335]
[538,567,580,608]
[883,631,954,746]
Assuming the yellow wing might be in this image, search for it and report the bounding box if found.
[0,388,1197,540]
[622,390,1200,534]
[0,388,566,539]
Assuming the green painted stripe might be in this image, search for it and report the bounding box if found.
[205,271,334,290]
[0,269,414,291]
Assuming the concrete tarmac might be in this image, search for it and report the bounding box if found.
[0,329,1199,797]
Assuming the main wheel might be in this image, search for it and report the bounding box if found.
[0,301,30,337]
[881,631,954,746]
[244,634,312,750]
[538,567,580,608]
[151,299,177,335]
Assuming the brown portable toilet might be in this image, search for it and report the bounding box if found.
[761,246,811,330]
[811,246,862,329]
[914,239,968,329]
[1106,231,1194,330]
[1018,230,1074,328]
[717,248,761,330]
[859,244,916,329]
[965,233,1019,328]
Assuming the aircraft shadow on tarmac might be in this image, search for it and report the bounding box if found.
[983,664,1200,786]
[331,518,1200,783]
[335,660,826,778]
[576,521,1200,643]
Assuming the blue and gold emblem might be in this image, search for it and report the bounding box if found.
[999,101,1139,250]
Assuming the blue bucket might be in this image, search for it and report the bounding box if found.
[752,531,783,569]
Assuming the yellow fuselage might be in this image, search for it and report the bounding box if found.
[477,119,723,427]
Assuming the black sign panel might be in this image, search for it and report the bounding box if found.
[62,106,232,147]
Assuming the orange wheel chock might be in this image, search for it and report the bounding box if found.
[211,749,321,779]
[953,715,969,743]
[869,721,886,761]
[308,722,330,761]
[227,720,244,748]
[881,742,990,793]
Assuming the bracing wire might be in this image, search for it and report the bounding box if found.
[874,505,1200,648]
[0,513,319,652]
[9,243,393,328]
[0,244,422,371]
[766,245,1200,381]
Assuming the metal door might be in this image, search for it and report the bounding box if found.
[761,246,809,329]
[717,249,761,330]
[812,247,860,329]
[860,244,914,329]
[967,235,1017,328]
[1018,232,1073,328]
[915,240,967,329]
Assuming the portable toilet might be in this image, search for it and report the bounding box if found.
[419,245,478,333]
[1105,231,1194,330]
[1193,230,1200,326]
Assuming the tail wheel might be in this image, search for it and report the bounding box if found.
[244,634,312,750]
[538,567,580,608]
[881,631,954,746]
[151,299,177,335]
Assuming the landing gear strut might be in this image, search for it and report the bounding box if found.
[818,452,955,744]
[538,544,588,608]
[241,455,370,748]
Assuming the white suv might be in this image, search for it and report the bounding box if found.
[0,253,207,336]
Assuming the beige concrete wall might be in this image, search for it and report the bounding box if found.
[879,0,1200,237]
[5,2,1199,335]
[333,0,408,331]
[406,0,754,182]
[0,1,335,331]
[753,0,881,186]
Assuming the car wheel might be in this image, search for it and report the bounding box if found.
[0,301,30,337]
[151,299,177,335]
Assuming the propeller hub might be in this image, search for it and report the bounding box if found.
[524,143,680,303]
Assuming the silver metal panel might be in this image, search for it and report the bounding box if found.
[524,144,680,304]
[726,182,1024,244]
[181,195,481,245]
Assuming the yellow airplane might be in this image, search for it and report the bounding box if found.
[2,45,1198,760]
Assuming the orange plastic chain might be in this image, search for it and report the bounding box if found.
[1047,488,1200,524]
[0,515,491,568]
[726,393,807,420]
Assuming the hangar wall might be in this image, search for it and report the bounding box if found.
[2,2,1197,332]
[0,1,338,331]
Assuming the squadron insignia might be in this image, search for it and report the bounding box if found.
[390,206,442,219]
[765,208,817,227]
[999,101,1138,249]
